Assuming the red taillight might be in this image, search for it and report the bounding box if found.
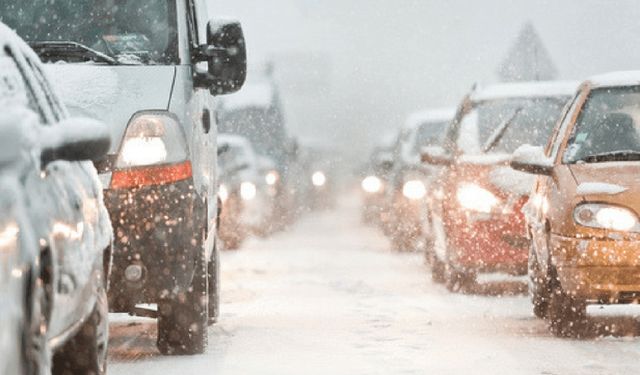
[110,161,192,190]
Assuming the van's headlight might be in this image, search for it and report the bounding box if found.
[0,223,19,253]
[362,176,383,193]
[240,182,257,201]
[457,184,500,213]
[574,204,639,232]
[265,170,279,186]
[403,180,426,200]
[218,184,229,203]
[116,113,187,168]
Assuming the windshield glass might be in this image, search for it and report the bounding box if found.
[457,97,566,154]
[563,87,640,163]
[413,120,448,153]
[0,0,177,65]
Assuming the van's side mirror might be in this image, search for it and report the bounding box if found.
[40,118,111,167]
[195,19,247,96]
[510,145,553,176]
[421,146,453,166]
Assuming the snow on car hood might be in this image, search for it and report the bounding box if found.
[44,64,175,153]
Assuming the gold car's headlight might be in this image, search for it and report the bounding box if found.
[574,203,640,232]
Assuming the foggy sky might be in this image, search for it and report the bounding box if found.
[208,0,640,162]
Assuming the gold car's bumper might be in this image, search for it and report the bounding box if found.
[551,234,640,301]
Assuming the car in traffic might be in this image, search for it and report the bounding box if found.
[422,81,578,290]
[0,0,248,354]
[0,23,112,374]
[217,134,276,249]
[511,71,640,337]
[386,108,454,251]
[360,146,395,225]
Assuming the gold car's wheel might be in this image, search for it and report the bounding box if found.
[547,269,588,338]
[528,244,550,319]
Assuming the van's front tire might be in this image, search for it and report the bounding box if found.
[157,252,209,355]
[52,287,109,375]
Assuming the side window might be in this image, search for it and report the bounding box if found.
[1,46,45,122]
[549,91,585,161]
[186,0,199,48]
[25,57,65,122]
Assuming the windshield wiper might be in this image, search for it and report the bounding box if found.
[483,107,523,153]
[29,41,118,65]
[574,150,640,163]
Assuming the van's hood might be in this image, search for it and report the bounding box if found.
[569,162,640,211]
[44,64,175,153]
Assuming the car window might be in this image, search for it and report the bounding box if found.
[24,57,65,122]
[0,46,44,122]
[413,120,448,153]
[563,86,640,163]
[0,0,178,65]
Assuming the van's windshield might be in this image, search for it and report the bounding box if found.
[0,0,178,65]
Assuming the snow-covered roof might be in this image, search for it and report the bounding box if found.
[217,133,252,149]
[587,71,640,89]
[220,80,275,112]
[405,107,457,129]
[471,81,580,102]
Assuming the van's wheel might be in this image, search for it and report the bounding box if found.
[23,265,51,375]
[528,248,550,319]
[547,269,587,338]
[157,251,209,355]
[208,244,220,326]
[52,286,109,375]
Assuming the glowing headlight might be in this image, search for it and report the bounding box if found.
[120,137,167,167]
[574,204,639,232]
[402,180,426,200]
[362,176,383,193]
[218,184,229,203]
[0,223,19,253]
[312,171,326,187]
[116,114,187,168]
[265,171,280,186]
[240,182,257,201]
[456,184,500,213]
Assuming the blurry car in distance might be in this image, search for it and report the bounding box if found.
[386,108,455,251]
[217,134,276,249]
[0,23,112,374]
[512,72,640,337]
[361,147,395,225]
[422,81,578,290]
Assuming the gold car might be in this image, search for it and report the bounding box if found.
[511,71,640,337]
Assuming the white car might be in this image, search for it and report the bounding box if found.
[0,23,113,374]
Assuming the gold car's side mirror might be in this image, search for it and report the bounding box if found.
[510,144,553,176]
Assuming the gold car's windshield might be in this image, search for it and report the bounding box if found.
[564,87,640,163]
[0,0,178,65]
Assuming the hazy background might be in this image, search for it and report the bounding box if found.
[208,0,640,162]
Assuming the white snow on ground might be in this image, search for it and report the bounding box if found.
[109,193,640,375]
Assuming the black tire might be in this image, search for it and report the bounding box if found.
[157,251,209,355]
[445,262,476,293]
[52,287,109,375]
[431,256,446,284]
[528,248,550,319]
[547,270,588,338]
[207,245,220,326]
[22,266,51,375]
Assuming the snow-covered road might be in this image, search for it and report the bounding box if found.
[109,195,640,375]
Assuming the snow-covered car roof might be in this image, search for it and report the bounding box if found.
[220,80,275,112]
[586,70,640,89]
[471,81,580,102]
[404,107,456,130]
[218,133,253,149]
